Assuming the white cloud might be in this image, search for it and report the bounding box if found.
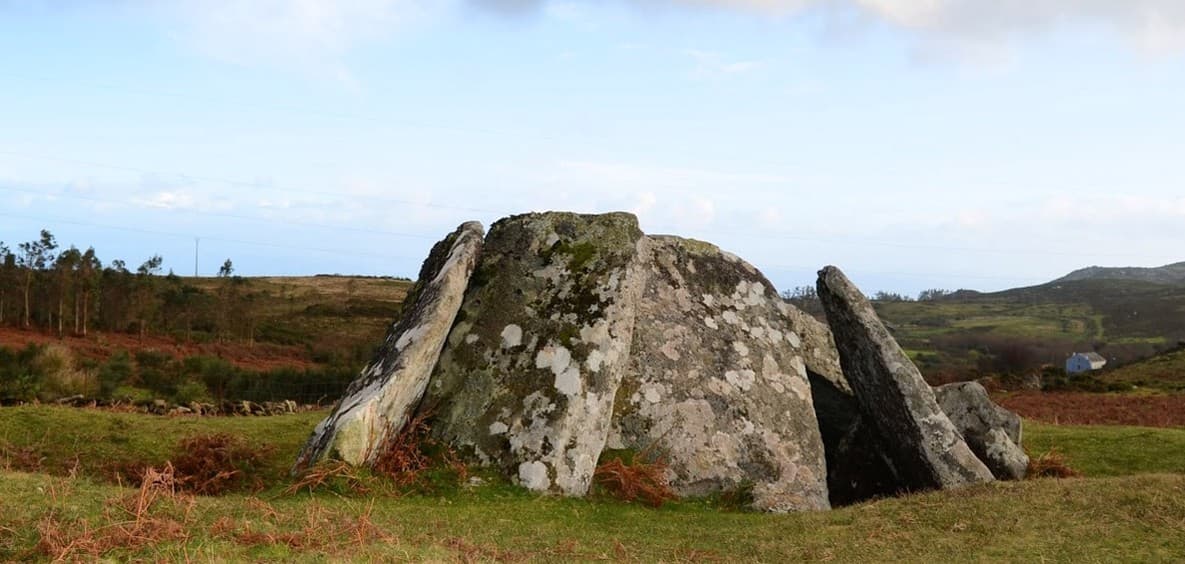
[470,0,1185,56]
[142,0,434,80]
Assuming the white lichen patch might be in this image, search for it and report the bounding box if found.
[489,421,509,435]
[791,356,807,378]
[394,323,430,351]
[518,461,551,491]
[464,334,480,345]
[787,331,801,348]
[642,383,663,404]
[586,349,606,372]
[535,344,573,375]
[501,324,523,349]
[555,366,582,396]
[721,310,739,325]
[704,316,719,330]
[732,341,750,357]
[724,369,756,392]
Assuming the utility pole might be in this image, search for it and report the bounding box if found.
[194,237,200,277]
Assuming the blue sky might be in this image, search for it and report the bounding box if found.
[2,1,1184,295]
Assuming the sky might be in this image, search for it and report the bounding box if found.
[2,0,1184,296]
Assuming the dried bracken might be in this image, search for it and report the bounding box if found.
[1026,448,1082,479]
[36,464,193,561]
[171,433,270,495]
[284,460,372,496]
[372,411,434,485]
[997,392,1185,428]
[593,452,677,508]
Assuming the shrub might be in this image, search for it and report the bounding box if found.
[33,346,98,400]
[172,379,211,405]
[110,386,154,404]
[0,344,44,401]
[98,351,135,398]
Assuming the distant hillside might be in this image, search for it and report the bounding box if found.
[1053,262,1185,285]
[1101,345,1185,392]
[874,277,1185,381]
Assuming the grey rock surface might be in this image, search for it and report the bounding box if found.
[293,222,484,471]
[816,266,994,491]
[934,381,1028,480]
[610,236,830,512]
[420,212,649,496]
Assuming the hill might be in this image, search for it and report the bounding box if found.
[1053,261,1185,285]
[1097,345,1185,392]
[873,278,1185,380]
[0,275,413,406]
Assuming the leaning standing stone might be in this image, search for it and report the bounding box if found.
[293,222,484,471]
[816,266,994,491]
[421,212,648,496]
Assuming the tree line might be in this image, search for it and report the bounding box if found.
[0,229,258,343]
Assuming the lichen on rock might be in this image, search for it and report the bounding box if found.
[293,221,484,471]
[420,212,649,496]
[610,236,830,512]
[816,265,995,492]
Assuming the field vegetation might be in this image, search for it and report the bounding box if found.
[1,228,413,406]
[3,406,1185,561]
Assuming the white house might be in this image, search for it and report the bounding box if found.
[1066,352,1107,374]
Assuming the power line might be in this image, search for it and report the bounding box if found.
[0,211,426,262]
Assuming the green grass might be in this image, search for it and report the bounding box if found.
[3,407,1185,561]
[1025,422,1185,477]
[0,406,324,484]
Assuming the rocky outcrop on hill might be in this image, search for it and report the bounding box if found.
[816,266,995,491]
[297,212,1028,512]
[293,222,484,470]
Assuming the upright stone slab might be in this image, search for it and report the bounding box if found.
[293,222,484,471]
[816,266,994,491]
[420,212,648,495]
[934,382,1028,480]
[611,236,829,512]
[777,305,903,505]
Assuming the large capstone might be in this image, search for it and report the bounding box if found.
[816,266,994,492]
[934,382,1029,480]
[611,236,830,512]
[420,212,649,496]
[293,222,484,471]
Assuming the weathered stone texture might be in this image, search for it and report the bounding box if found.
[421,212,648,496]
[611,236,830,512]
[934,382,1029,480]
[816,266,994,491]
[294,222,484,471]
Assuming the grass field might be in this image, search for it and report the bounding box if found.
[3,407,1185,561]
